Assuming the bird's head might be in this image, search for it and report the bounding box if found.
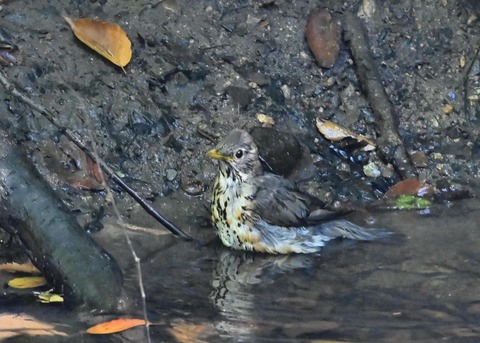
[207,129,262,180]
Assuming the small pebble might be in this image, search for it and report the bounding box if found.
[411,150,429,168]
[281,84,291,99]
[380,163,395,178]
[161,0,179,12]
[256,113,275,126]
[363,162,381,178]
[165,168,177,181]
[324,76,336,87]
[357,0,376,19]
[181,179,206,196]
[467,14,477,26]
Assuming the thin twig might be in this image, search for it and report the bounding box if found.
[463,48,479,122]
[0,71,195,241]
[90,138,151,343]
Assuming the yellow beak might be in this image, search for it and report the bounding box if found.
[207,148,232,161]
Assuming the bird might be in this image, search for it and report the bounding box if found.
[207,129,391,254]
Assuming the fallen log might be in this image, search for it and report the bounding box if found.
[0,129,127,312]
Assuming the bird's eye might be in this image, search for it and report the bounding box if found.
[235,149,244,159]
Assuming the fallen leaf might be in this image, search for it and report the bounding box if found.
[89,159,106,183]
[86,318,146,334]
[316,118,376,151]
[168,323,208,343]
[442,104,453,114]
[34,289,64,304]
[384,178,435,198]
[0,261,40,274]
[64,16,132,70]
[368,195,432,211]
[305,8,341,68]
[0,313,68,339]
[8,276,47,289]
[70,157,105,190]
[393,195,431,210]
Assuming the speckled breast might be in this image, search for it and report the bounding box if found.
[210,174,259,251]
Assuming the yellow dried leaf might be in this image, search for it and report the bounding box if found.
[8,276,47,289]
[442,104,453,114]
[316,118,376,151]
[87,318,146,334]
[64,16,132,70]
[34,289,64,303]
[0,261,40,274]
[316,118,354,141]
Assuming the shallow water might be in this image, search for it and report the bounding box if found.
[93,194,480,342]
[1,195,479,342]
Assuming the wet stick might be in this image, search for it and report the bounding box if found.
[342,13,416,180]
[89,137,151,343]
[0,71,194,241]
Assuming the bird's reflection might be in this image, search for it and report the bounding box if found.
[209,246,313,336]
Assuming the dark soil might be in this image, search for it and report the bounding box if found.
[2,0,480,214]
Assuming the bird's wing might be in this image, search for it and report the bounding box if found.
[252,173,331,227]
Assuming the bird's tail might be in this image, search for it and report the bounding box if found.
[317,219,392,241]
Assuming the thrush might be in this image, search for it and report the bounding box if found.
[207,129,390,254]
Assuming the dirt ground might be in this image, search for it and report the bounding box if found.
[1,0,480,219]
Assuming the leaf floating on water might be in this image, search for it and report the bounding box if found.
[63,16,132,70]
[0,261,41,274]
[168,322,209,343]
[8,276,47,289]
[316,118,376,151]
[384,178,435,198]
[0,313,68,339]
[394,195,431,210]
[34,289,64,303]
[86,318,146,334]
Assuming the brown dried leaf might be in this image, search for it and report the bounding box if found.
[64,16,132,69]
[384,178,435,198]
[305,8,341,68]
[316,118,376,151]
[70,157,105,190]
